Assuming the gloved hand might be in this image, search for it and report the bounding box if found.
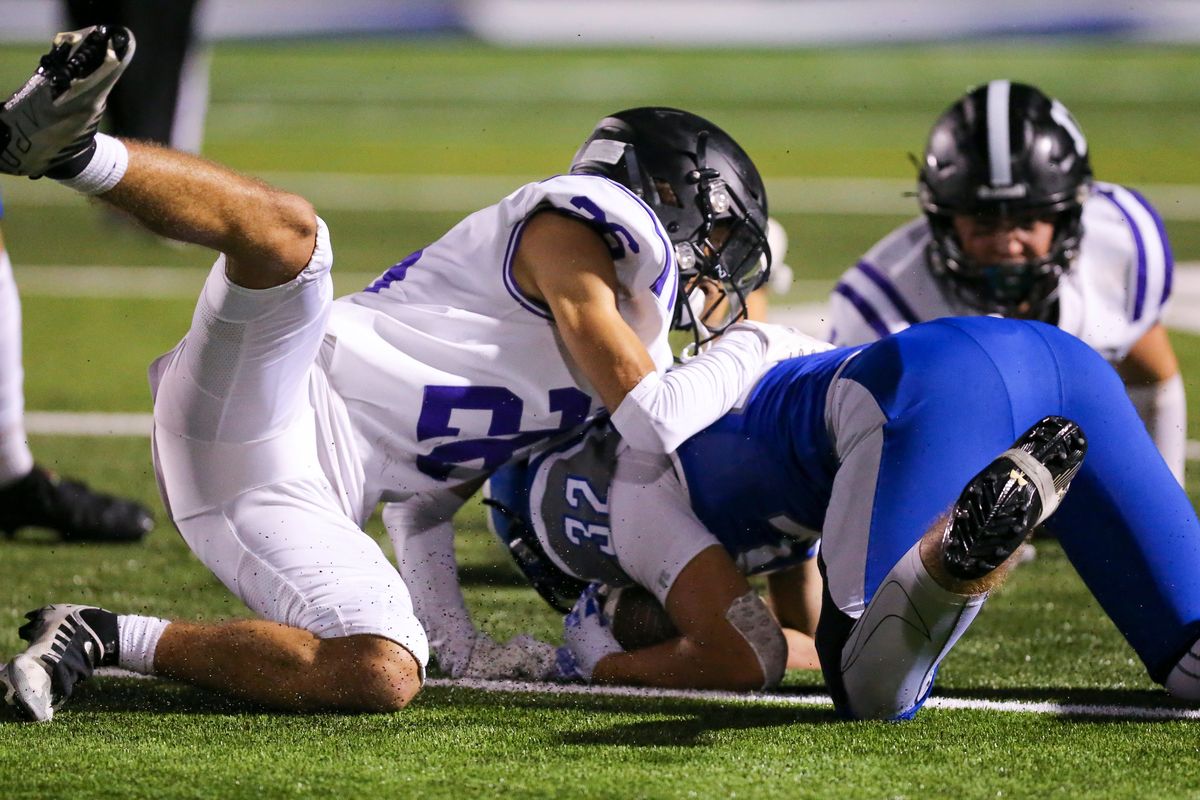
[461,632,561,681]
[727,320,836,364]
[554,583,624,682]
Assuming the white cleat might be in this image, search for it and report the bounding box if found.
[1,604,118,722]
[4,655,55,722]
[0,25,135,177]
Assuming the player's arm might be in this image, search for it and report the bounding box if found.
[588,545,787,691]
[513,211,812,455]
[766,558,821,671]
[385,481,558,681]
[1115,322,1186,483]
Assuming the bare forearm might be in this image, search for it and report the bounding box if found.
[783,628,819,671]
[767,559,821,637]
[592,635,763,691]
[100,139,317,287]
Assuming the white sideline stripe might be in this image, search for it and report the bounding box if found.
[9,173,1200,220]
[25,412,153,437]
[89,668,1200,721]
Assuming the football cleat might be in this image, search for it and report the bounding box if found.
[0,25,135,178]
[942,416,1087,581]
[3,604,118,721]
[0,466,154,542]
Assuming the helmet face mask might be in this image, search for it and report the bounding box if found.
[918,81,1092,318]
[570,107,769,349]
[926,204,1085,317]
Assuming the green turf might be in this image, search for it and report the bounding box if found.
[3,38,1200,800]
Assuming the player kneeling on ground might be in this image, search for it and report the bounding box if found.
[0,28,812,720]
[487,317,1200,720]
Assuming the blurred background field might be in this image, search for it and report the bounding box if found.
[2,3,1200,797]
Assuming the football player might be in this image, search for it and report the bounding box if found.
[828,81,1185,482]
[0,27,822,720]
[485,317,1200,720]
[0,198,153,542]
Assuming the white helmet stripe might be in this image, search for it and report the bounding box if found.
[986,79,1013,187]
[1049,99,1088,157]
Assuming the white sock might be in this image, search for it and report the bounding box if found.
[0,248,32,486]
[839,540,987,719]
[55,134,129,196]
[1165,640,1200,700]
[0,423,34,487]
[117,615,170,675]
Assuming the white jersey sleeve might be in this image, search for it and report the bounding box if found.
[321,174,678,510]
[828,218,957,346]
[1056,182,1174,362]
[522,174,679,305]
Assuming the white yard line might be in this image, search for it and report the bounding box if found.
[8,173,1200,219]
[428,678,1200,722]
[88,668,1200,721]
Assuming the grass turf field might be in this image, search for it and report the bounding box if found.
[2,38,1200,799]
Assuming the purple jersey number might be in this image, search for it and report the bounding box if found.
[416,385,591,480]
[570,196,640,260]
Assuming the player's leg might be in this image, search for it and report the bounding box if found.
[1032,326,1200,697]
[0,26,315,290]
[2,478,426,721]
[0,218,152,541]
[0,224,33,490]
[816,321,1085,719]
[152,482,425,712]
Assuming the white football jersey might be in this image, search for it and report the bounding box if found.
[829,181,1173,363]
[320,173,678,515]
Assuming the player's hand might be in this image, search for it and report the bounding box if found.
[462,632,561,681]
[728,320,835,364]
[555,583,624,682]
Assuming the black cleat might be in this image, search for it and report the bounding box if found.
[942,416,1087,581]
[0,466,153,542]
[3,604,118,721]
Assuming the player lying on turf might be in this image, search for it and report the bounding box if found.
[0,27,827,721]
[478,316,1200,720]
[828,80,1185,483]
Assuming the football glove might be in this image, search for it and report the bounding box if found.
[462,632,561,681]
[555,583,624,682]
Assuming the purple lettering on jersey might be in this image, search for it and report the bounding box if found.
[365,249,424,293]
[855,261,920,325]
[569,196,640,260]
[833,282,891,339]
[415,385,592,480]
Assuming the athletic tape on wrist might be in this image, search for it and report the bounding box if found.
[55,133,128,195]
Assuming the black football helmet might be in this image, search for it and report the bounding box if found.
[918,80,1093,317]
[570,107,770,346]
